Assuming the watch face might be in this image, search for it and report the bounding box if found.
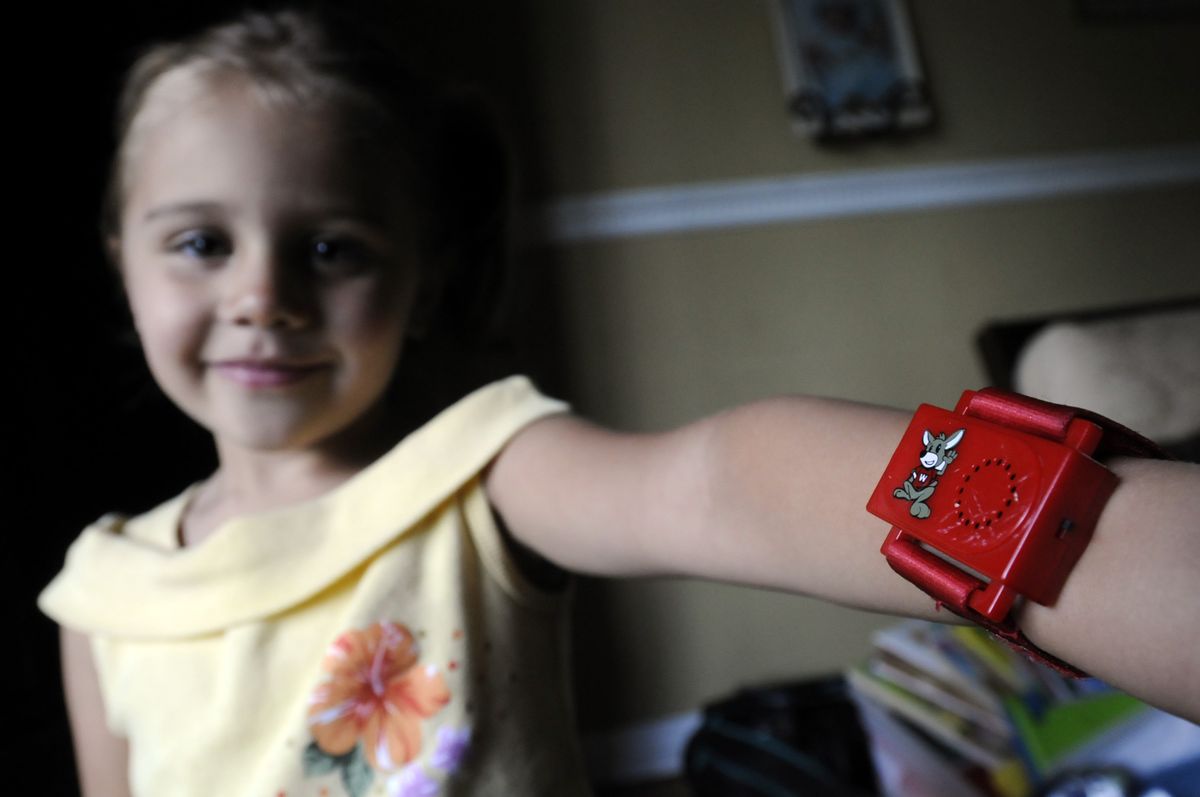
[870,398,1118,610]
[868,405,1045,569]
[941,431,1039,553]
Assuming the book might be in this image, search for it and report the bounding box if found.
[846,620,1186,797]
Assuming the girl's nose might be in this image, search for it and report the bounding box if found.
[220,250,310,329]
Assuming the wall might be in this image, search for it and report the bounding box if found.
[508,1,1200,730]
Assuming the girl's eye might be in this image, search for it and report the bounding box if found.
[310,237,371,273]
[170,231,230,259]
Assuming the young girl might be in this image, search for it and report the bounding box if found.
[39,8,1200,797]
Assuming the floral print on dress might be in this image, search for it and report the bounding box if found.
[383,727,473,797]
[387,764,440,797]
[303,622,465,797]
[430,726,471,771]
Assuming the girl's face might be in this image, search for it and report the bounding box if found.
[118,78,421,456]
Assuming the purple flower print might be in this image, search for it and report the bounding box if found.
[387,764,439,797]
[431,726,471,772]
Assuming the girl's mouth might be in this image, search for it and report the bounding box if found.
[211,360,327,388]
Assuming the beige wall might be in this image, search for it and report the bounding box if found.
[520,1,1200,194]
[506,2,1200,729]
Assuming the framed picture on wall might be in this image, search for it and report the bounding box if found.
[769,0,933,138]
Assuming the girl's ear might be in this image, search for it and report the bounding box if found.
[104,235,124,270]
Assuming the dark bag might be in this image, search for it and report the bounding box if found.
[684,676,879,797]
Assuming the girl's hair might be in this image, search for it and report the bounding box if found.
[103,6,513,341]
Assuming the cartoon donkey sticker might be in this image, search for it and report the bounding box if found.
[894,428,966,519]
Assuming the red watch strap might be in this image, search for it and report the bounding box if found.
[966,388,1168,459]
[885,529,1090,677]
[965,610,1090,679]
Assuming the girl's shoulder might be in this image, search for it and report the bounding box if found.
[67,484,196,553]
[123,485,200,550]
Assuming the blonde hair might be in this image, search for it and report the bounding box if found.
[102,8,438,240]
[102,7,513,339]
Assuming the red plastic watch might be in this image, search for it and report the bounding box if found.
[866,388,1169,676]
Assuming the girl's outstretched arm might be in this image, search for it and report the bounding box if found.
[61,628,133,797]
[486,395,1200,721]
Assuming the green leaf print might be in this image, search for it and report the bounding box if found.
[341,744,375,797]
[302,741,339,777]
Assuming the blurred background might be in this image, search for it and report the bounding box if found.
[15,1,1199,793]
[517,0,1199,731]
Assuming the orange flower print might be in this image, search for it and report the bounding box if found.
[308,622,450,772]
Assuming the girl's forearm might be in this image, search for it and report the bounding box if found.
[692,397,1200,720]
[675,396,936,613]
[1019,456,1200,720]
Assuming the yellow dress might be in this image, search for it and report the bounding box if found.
[40,376,591,797]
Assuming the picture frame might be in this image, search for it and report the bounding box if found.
[769,0,933,138]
